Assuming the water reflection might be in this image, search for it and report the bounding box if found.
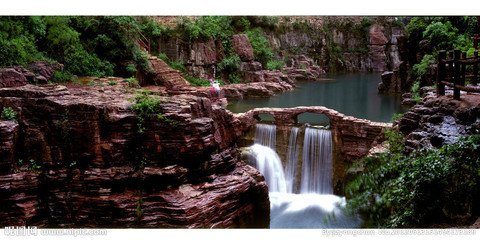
[227,73,405,122]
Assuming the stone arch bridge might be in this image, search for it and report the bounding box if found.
[233,106,392,193]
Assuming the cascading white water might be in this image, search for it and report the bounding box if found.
[254,123,276,150]
[269,192,361,228]
[249,144,287,193]
[285,127,299,193]
[300,127,333,194]
[247,124,358,228]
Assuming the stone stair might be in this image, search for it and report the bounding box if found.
[147,55,190,89]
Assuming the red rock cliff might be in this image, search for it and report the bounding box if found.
[0,84,269,228]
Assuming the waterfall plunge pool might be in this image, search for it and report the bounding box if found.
[243,124,361,228]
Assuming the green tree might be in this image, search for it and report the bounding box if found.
[422,21,458,51]
[245,28,274,66]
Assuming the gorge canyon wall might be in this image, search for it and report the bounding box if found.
[0,83,269,228]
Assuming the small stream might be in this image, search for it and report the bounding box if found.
[228,73,405,122]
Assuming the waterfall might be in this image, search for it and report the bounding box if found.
[285,127,299,193]
[300,127,333,194]
[254,123,276,150]
[245,124,359,228]
[249,144,287,193]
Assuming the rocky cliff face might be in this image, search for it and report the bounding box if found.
[0,84,269,228]
[266,21,405,73]
[157,17,406,80]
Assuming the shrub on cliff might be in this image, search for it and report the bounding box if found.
[218,54,241,73]
[131,90,179,134]
[346,134,480,227]
[266,59,284,70]
[422,21,458,51]
[1,107,17,121]
[184,76,211,87]
[245,28,274,66]
[131,90,162,134]
[177,16,233,42]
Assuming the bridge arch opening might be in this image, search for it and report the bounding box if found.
[254,113,275,123]
[295,112,331,127]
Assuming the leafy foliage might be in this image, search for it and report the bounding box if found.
[411,54,435,82]
[131,90,179,134]
[390,113,404,122]
[384,129,405,154]
[229,73,242,84]
[126,63,137,76]
[0,17,45,66]
[51,70,73,82]
[131,90,162,134]
[124,77,140,88]
[347,134,480,228]
[184,75,211,87]
[245,28,274,66]
[217,54,241,73]
[266,59,284,70]
[1,107,17,121]
[177,16,233,42]
[410,81,422,103]
[422,21,458,51]
[0,16,159,79]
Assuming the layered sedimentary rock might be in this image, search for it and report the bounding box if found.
[167,80,294,101]
[397,90,480,153]
[145,55,191,89]
[0,61,63,87]
[0,121,18,173]
[0,68,29,88]
[283,55,326,81]
[0,84,269,228]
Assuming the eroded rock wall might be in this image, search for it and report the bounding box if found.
[0,84,269,228]
[156,17,405,79]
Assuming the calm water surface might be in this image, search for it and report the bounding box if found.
[227,73,405,123]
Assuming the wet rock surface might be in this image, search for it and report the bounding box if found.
[378,62,408,94]
[397,91,480,153]
[0,84,269,228]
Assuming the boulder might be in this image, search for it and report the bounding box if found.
[240,61,263,72]
[27,61,64,80]
[0,68,28,88]
[232,34,254,61]
[396,91,480,153]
